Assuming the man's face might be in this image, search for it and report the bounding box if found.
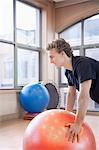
[49,48,64,68]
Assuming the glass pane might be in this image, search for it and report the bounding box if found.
[60,87,79,110]
[16,1,40,47]
[60,87,68,108]
[61,50,80,84]
[0,0,13,41]
[17,49,39,86]
[60,23,81,46]
[61,67,68,84]
[84,14,99,44]
[85,48,99,111]
[0,43,14,89]
[73,50,80,56]
[94,102,99,110]
[85,48,99,61]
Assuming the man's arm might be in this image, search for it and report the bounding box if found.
[66,86,76,112]
[65,80,92,142]
[75,80,92,127]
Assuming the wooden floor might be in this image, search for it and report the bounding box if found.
[0,115,99,150]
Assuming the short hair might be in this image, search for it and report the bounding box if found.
[47,38,73,57]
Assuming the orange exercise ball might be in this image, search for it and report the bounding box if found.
[23,109,96,150]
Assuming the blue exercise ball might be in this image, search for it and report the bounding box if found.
[20,83,50,113]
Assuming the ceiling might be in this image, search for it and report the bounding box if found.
[52,0,92,7]
[53,0,91,3]
[53,0,65,1]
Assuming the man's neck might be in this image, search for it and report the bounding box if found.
[64,57,72,70]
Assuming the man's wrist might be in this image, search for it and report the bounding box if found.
[74,116,83,127]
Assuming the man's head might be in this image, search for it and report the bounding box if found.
[47,38,73,68]
[47,38,73,57]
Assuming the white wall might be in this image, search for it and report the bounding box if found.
[0,90,23,121]
[1,0,99,121]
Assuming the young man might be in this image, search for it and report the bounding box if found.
[47,38,99,143]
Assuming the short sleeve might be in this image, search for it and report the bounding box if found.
[65,70,74,86]
[76,61,96,83]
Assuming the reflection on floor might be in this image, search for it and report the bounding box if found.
[0,115,99,150]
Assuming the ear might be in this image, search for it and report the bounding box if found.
[60,51,65,56]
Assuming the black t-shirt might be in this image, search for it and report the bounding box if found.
[65,56,99,104]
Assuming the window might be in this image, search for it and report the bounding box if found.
[0,0,41,89]
[16,1,41,86]
[59,14,99,111]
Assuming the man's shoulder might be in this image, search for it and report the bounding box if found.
[72,55,98,69]
[73,55,99,63]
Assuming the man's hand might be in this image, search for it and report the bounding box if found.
[65,123,81,143]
